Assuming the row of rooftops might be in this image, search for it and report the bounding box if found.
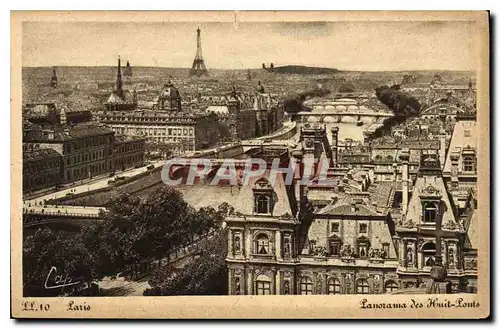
[23,122,114,143]
[22,147,61,162]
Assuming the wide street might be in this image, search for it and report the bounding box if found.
[23,160,166,215]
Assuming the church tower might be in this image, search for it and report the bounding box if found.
[124,60,133,77]
[115,56,124,99]
[50,66,58,88]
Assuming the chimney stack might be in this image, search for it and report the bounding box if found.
[331,126,339,166]
[399,148,410,215]
[439,135,447,169]
[450,151,460,189]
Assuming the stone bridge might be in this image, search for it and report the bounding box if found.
[23,206,106,230]
[296,110,393,125]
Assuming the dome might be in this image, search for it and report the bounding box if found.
[159,81,180,100]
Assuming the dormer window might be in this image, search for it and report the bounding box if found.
[253,178,274,215]
[255,195,271,214]
[423,202,438,223]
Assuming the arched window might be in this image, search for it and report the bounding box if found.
[356,279,370,294]
[255,274,271,295]
[255,195,270,214]
[255,233,270,255]
[423,202,438,223]
[386,155,393,161]
[328,278,341,295]
[300,277,313,295]
[463,155,476,172]
[423,242,436,267]
[385,280,399,293]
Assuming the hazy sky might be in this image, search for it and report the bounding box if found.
[22,21,477,71]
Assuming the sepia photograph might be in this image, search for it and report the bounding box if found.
[10,10,490,319]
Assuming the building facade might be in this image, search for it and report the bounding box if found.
[113,136,146,171]
[225,123,477,295]
[23,148,63,193]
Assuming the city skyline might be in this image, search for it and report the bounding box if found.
[22,21,478,71]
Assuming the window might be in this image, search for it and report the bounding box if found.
[423,242,436,267]
[300,277,313,295]
[382,243,390,258]
[331,222,339,233]
[255,233,270,255]
[255,195,270,214]
[359,223,367,234]
[329,236,342,256]
[357,237,370,258]
[463,155,476,172]
[256,281,271,295]
[356,279,370,294]
[385,281,399,293]
[423,202,438,223]
[309,240,316,253]
[464,129,471,137]
[328,278,341,295]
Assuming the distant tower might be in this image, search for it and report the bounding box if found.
[115,56,124,99]
[190,27,209,77]
[50,66,58,88]
[257,80,265,93]
[124,60,133,77]
[247,69,252,81]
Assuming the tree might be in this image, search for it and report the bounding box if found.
[144,228,228,296]
[92,187,192,277]
[338,83,356,93]
[23,228,96,296]
[367,85,421,140]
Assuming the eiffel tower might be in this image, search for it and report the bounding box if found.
[190,27,208,77]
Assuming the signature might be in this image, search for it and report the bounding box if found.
[44,266,87,291]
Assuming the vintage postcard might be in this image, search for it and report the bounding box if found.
[11,11,490,319]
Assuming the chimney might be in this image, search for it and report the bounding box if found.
[439,135,447,169]
[450,151,460,189]
[331,126,339,166]
[399,148,410,215]
[292,149,305,203]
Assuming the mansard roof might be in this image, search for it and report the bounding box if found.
[442,120,477,175]
[232,170,295,217]
[402,173,458,230]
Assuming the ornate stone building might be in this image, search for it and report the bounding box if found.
[99,110,221,155]
[395,150,477,292]
[225,124,478,295]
